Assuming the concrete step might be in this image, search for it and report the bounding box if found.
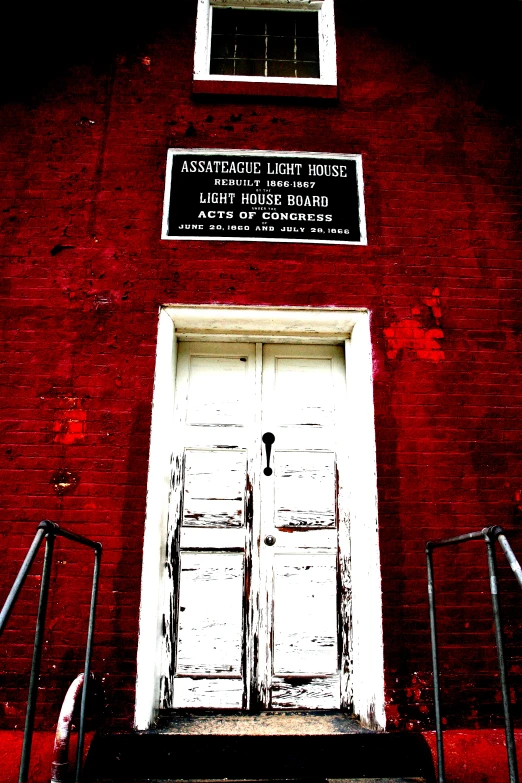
[83,731,436,783]
[94,779,427,783]
[154,710,372,736]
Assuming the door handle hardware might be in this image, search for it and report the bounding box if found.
[262,432,275,476]
[264,535,276,546]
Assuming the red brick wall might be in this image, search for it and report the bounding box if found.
[1,2,521,732]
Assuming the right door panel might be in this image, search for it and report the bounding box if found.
[259,344,346,709]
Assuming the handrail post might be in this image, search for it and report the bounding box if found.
[0,520,102,783]
[19,526,56,783]
[426,542,445,783]
[75,544,102,783]
[484,528,519,783]
[0,526,47,635]
[497,533,522,591]
[427,526,522,783]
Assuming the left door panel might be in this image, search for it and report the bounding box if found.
[167,342,257,709]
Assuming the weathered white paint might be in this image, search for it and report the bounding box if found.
[166,342,345,709]
[193,0,337,87]
[135,307,384,731]
[185,356,249,424]
[274,357,335,424]
[183,449,246,527]
[180,526,245,550]
[135,309,177,731]
[271,675,340,708]
[274,451,336,528]
[167,342,257,710]
[259,344,345,708]
[345,321,386,730]
[173,678,245,709]
[176,552,244,675]
[165,305,367,342]
[273,555,337,675]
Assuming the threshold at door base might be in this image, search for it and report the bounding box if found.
[154,710,372,736]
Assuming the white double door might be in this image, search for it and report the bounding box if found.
[167,341,349,710]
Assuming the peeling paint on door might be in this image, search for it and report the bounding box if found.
[164,341,349,710]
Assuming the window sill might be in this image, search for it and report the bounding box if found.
[192,78,338,100]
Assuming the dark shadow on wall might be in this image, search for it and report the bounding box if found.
[0,0,520,119]
[106,400,152,728]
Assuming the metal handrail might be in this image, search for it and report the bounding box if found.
[0,520,102,783]
[426,525,522,783]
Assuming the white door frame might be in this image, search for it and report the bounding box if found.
[135,305,385,730]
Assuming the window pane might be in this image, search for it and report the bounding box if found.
[266,14,296,37]
[210,9,320,81]
[297,38,319,62]
[212,9,237,35]
[211,35,235,60]
[267,36,295,61]
[295,61,320,78]
[209,58,236,76]
[295,13,319,37]
[267,60,297,78]
[236,35,265,60]
[235,58,266,77]
[234,11,266,35]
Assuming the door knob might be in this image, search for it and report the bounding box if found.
[262,432,275,476]
[264,535,276,546]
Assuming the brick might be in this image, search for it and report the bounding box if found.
[0,3,521,734]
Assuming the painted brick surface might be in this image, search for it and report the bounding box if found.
[1,2,522,735]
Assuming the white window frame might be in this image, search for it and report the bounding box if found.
[193,0,337,89]
[135,305,385,733]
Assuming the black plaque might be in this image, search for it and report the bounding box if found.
[162,149,366,245]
